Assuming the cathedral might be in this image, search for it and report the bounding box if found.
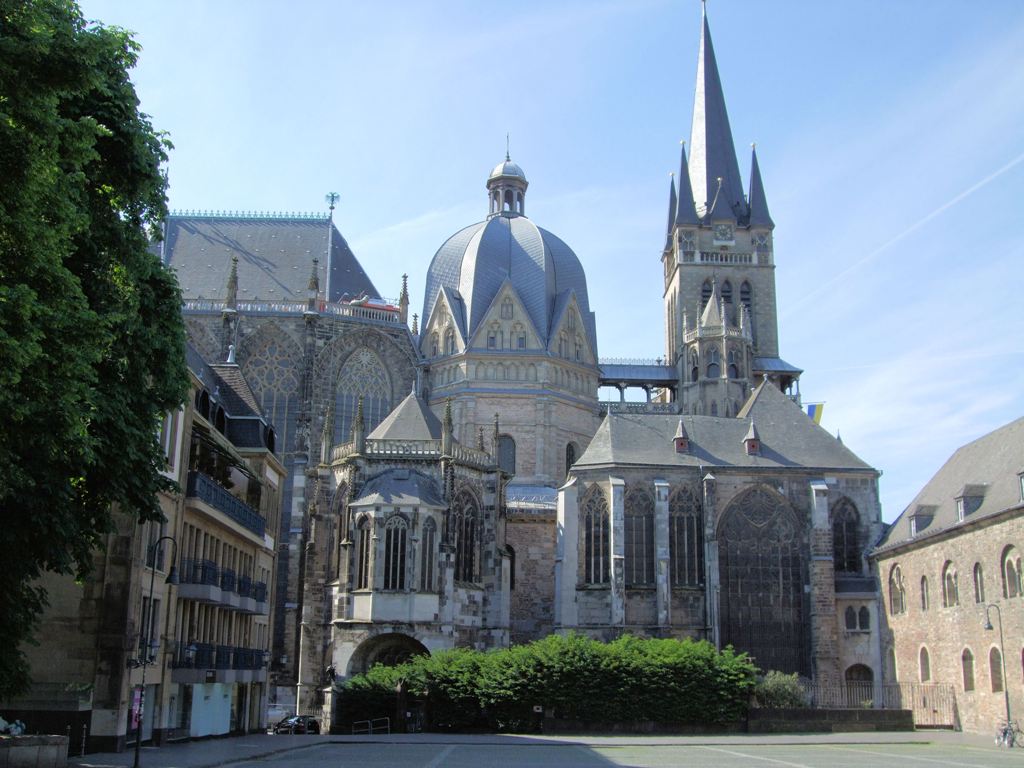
[165,6,883,724]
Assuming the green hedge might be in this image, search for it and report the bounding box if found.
[335,634,756,732]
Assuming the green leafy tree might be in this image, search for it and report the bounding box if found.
[0,0,187,697]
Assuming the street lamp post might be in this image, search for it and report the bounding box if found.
[984,603,1012,728]
[129,535,178,768]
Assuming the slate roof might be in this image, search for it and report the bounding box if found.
[352,468,445,507]
[575,380,873,472]
[875,416,1024,553]
[185,343,275,452]
[367,391,443,441]
[422,214,597,353]
[161,214,379,304]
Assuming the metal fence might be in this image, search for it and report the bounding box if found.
[801,681,956,728]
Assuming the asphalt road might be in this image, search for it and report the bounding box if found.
[227,739,1019,768]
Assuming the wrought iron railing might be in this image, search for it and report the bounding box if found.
[253,582,268,603]
[181,558,220,586]
[237,575,253,598]
[219,568,236,593]
[798,681,955,728]
[186,471,266,537]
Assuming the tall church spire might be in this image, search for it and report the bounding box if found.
[747,144,774,229]
[689,4,745,222]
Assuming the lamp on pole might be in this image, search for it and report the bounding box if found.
[130,535,178,768]
[984,603,1012,727]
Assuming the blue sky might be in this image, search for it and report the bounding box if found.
[80,0,1024,522]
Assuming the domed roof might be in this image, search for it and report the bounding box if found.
[422,214,596,352]
[489,158,526,181]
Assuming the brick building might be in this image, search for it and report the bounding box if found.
[873,417,1023,733]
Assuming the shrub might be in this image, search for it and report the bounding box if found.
[753,670,807,708]
[336,633,758,732]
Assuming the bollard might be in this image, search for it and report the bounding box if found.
[81,723,88,756]
[66,726,71,756]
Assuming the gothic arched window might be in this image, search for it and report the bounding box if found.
[740,280,752,311]
[689,349,699,383]
[565,442,578,479]
[831,498,861,573]
[889,565,906,615]
[920,576,930,611]
[727,348,740,379]
[624,488,654,586]
[721,280,732,304]
[858,606,870,630]
[845,606,857,630]
[452,490,480,583]
[942,561,959,607]
[383,515,408,590]
[500,298,514,320]
[581,486,609,585]
[919,646,931,682]
[705,346,720,378]
[498,435,516,475]
[701,279,712,307]
[420,518,437,592]
[990,647,1004,692]
[1001,545,1022,598]
[355,516,371,590]
[444,329,455,355]
[962,648,975,691]
[973,562,985,603]
[669,486,703,587]
[430,332,439,357]
[335,347,392,445]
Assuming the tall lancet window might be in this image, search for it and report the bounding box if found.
[355,516,371,590]
[670,486,704,586]
[624,488,655,586]
[383,515,408,590]
[452,490,479,582]
[420,518,437,592]
[581,486,609,585]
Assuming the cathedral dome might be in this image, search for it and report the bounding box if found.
[422,158,596,352]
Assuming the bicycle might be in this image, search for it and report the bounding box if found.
[995,718,1022,747]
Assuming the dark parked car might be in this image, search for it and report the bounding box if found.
[273,715,320,734]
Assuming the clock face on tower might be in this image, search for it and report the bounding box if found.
[713,223,734,243]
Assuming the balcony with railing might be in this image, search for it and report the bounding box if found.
[170,642,269,684]
[186,471,266,538]
[177,558,268,615]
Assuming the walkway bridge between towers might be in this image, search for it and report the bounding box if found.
[598,358,677,403]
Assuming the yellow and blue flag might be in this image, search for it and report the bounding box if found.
[806,403,824,424]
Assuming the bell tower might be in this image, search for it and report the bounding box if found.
[662,4,800,416]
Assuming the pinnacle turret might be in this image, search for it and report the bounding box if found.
[665,175,678,249]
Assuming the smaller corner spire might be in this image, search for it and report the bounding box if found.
[665,173,678,247]
[352,396,365,454]
[411,313,419,335]
[307,257,320,312]
[675,140,701,227]
[747,143,774,229]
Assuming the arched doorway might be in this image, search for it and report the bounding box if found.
[845,663,874,707]
[718,487,806,675]
[347,632,429,677]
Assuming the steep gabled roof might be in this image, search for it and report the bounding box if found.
[876,416,1024,552]
[162,214,379,304]
[367,391,443,441]
[577,381,872,472]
